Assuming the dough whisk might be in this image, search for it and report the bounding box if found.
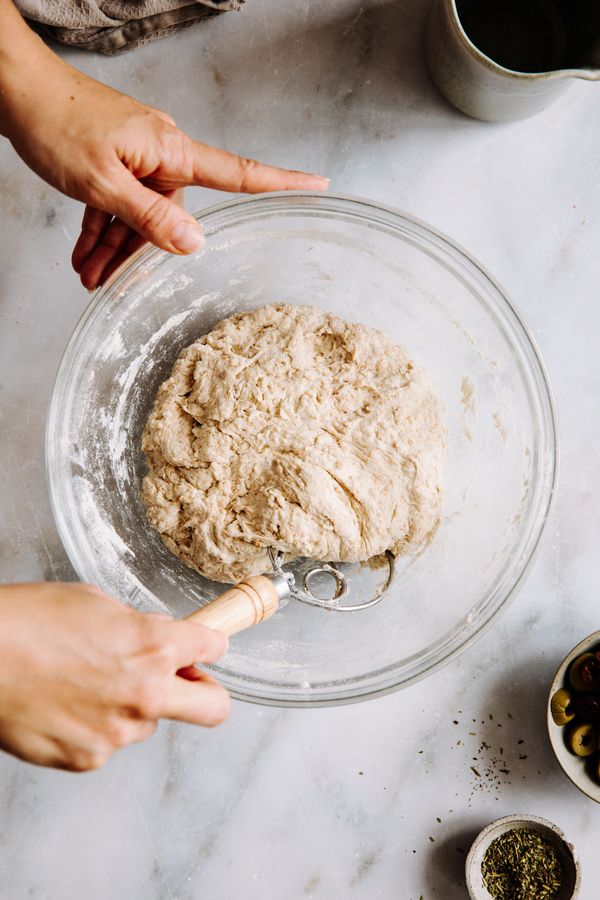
[188,549,395,636]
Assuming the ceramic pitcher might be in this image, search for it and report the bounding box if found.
[426,0,600,122]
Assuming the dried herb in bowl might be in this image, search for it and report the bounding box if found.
[481,828,563,899]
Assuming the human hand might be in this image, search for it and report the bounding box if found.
[0,582,230,771]
[0,31,328,289]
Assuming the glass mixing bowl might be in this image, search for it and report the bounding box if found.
[46,193,557,706]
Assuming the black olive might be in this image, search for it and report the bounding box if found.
[573,693,600,723]
[581,657,600,690]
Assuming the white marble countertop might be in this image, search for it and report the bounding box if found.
[1,1,600,897]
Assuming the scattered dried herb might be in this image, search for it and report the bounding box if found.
[481,828,563,900]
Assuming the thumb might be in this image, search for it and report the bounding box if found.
[109,172,204,255]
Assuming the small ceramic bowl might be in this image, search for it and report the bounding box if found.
[548,630,600,803]
[465,814,580,900]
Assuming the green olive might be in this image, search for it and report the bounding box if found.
[569,722,598,757]
[550,687,575,726]
[570,653,596,693]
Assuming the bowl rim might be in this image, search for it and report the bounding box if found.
[46,190,560,707]
[547,629,600,803]
[465,813,581,900]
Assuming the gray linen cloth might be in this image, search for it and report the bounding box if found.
[14,0,243,54]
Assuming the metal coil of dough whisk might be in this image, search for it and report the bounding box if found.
[268,548,395,611]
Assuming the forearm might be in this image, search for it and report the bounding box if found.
[0,0,57,139]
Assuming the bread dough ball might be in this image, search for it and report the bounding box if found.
[141,304,446,583]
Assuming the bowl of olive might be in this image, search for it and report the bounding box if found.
[548,630,600,802]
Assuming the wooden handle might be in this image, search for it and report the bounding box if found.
[186,575,283,636]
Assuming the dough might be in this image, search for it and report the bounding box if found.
[141,304,446,583]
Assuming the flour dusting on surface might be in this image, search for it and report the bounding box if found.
[460,376,476,442]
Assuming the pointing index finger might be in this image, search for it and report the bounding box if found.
[190,140,329,194]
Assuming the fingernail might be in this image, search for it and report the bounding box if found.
[309,175,330,189]
[171,221,204,253]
